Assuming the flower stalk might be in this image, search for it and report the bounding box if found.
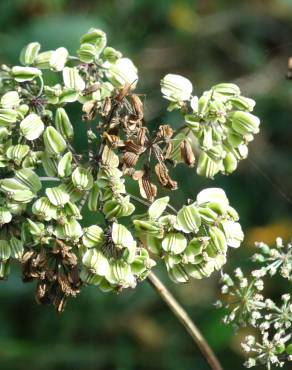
[148,271,223,370]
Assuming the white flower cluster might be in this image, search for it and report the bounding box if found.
[218,238,292,369]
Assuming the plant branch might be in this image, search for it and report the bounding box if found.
[39,177,61,182]
[147,271,223,370]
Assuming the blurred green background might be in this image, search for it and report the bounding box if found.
[0,0,292,369]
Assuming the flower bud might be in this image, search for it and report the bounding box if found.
[55,218,82,241]
[167,263,189,283]
[80,28,107,51]
[20,113,44,140]
[6,144,29,165]
[87,182,100,212]
[1,91,20,109]
[55,107,74,140]
[231,111,260,135]
[0,109,18,126]
[0,207,12,225]
[9,237,24,259]
[148,196,169,220]
[176,203,201,233]
[77,43,96,63]
[82,249,110,276]
[50,47,68,71]
[46,186,70,207]
[72,167,93,191]
[11,66,41,82]
[63,67,85,92]
[106,58,138,88]
[197,152,221,178]
[57,152,72,178]
[43,126,67,155]
[82,225,104,248]
[161,74,193,102]
[15,168,42,193]
[162,233,187,254]
[0,240,10,262]
[212,83,240,96]
[20,42,41,65]
[34,51,53,69]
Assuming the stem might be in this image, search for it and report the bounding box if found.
[147,271,223,370]
[78,190,90,211]
[39,177,60,182]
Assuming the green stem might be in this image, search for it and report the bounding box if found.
[39,177,60,182]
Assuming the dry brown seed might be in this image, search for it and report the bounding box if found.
[101,145,119,168]
[123,151,139,168]
[138,175,157,202]
[124,140,144,155]
[101,96,112,117]
[82,101,98,121]
[180,139,195,167]
[155,163,177,190]
[158,125,173,139]
[164,142,173,159]
[102,132,124,148]
[131,94,144,119]
[137,127,147,146]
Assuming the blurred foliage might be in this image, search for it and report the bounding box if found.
[0,0,292,369]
